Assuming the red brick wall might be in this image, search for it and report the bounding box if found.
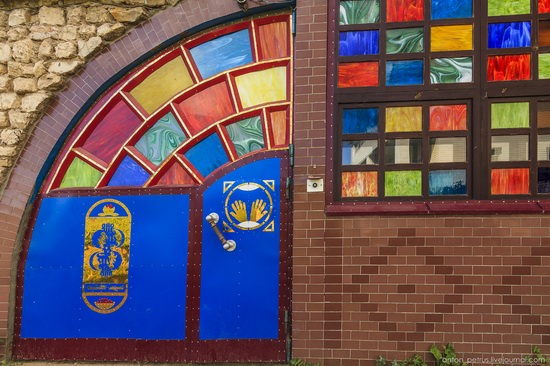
[292,1,550,366]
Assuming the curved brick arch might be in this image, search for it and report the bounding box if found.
[0,0,281,358]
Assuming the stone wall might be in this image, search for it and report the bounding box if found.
[0,0,181,197]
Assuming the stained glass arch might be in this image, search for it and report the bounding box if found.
[42,13,293,193]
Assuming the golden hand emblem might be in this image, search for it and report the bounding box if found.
[249,199,267,222]
[230,200,248,222]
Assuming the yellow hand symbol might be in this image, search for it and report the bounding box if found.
[230,200,248,222]
[250,199,268,222]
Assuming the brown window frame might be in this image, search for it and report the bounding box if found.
[327,0,550,214]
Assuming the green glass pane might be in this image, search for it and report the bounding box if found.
[59,157,102,188]
[488,0,530,16]
[386,28,424,54]
[539,54,550,79]
[226,116,264,156]
[430,57,473,84]
[385,170,422,196]
[135,112,187,166]
[340,0,380,24]
[491,102,529,129]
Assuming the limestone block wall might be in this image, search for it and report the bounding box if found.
[0,0,181,197]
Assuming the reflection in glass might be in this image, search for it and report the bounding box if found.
[538,135,550,160]
[429,170,467,195]
[343,108,378,134]
[430,137,467,163]
[385,138,422,164]
[538,101,550,127]
[491,135,529,161]
[342,140,379,165]
[538,167,550,193]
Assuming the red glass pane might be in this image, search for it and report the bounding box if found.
[491,168,530,195]
[338,62,379,88]
[487,54,531,81]
[258,22,289,60]
[387,0,424,22]
[82,100,142,163]
[156,162,195,186]
[178,82,235,134]
[540,0,550,13]
[430,105,468,131]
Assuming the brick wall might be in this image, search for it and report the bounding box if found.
[293,1,550,366]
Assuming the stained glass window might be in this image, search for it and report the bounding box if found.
[334,1,550,202]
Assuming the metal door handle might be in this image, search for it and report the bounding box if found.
[205,213,236,252]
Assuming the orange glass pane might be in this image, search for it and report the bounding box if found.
[178,82,235,134]
[491,168,530,195]
[342,171,378,197]
[338,62,379,87]
[270,110,287,146]
[258,22,289,60]
[156,162,195,186]
[387,0,424,22]
[487,54,531,81]
[430,105,467,131]
[386,106,422,132]
[540,0,550,13]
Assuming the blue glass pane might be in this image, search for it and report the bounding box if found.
[431,0,472,19]
[108,156,150,187]
[190,29,253,79]
[386,60,423,86]
[339,30,380,56]
[185,134,229,177]
[488,22,531,49]
[342,108,378,134]
[429,170,467,195]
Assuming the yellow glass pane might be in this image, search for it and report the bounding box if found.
[130,57,194,114]
[386,106,422,132]
[431,25,473,52]
[235,67,287,109]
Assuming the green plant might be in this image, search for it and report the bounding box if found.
[376,353,427,366]
[430,344,467,366]
[526,346,550,365]
[291,358,321,366]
